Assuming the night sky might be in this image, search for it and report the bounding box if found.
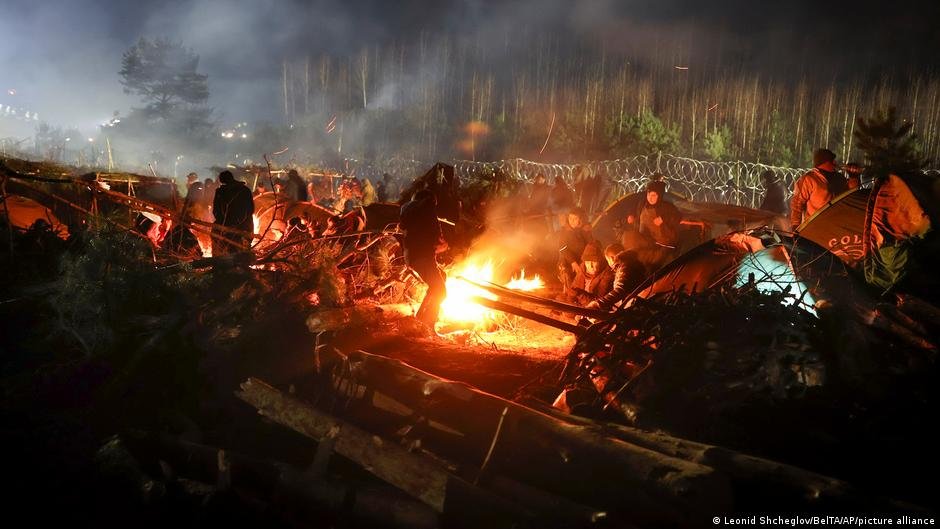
[2,0,938,133]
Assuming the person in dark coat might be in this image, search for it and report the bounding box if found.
[567,242,614,306]
[400,189,447,328]
[625,180,682,270]
[587,244,647,311]
[758,170,787,214]
[376,173,394,202]
[286,169,309,202]
[212,170,254,254]
[556,206,594,295]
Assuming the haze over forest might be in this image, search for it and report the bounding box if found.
[2,0,939,173]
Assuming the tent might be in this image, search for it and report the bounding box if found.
[795,188,870,265]
[592,192,781,248]
[0,194,69,239]
[626,230,848,315]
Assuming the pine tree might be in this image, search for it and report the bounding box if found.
[853,108,927,180]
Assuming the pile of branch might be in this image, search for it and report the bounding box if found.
[556,286,826,431]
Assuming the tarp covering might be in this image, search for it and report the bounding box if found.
[628,232,841,314]
[796,188,870,264]
[0,194,69,238]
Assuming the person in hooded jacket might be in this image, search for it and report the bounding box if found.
[566,242,614,306]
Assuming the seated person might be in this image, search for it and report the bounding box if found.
[555,206,594,292]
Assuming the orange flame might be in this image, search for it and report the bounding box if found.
[438,259,543,327]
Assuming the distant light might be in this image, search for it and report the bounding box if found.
[88,138,95,142]
[240,133,247,139]
[7,88,15,96]
[65,137,71,142]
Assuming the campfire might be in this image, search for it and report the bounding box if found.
[438,258,544,329]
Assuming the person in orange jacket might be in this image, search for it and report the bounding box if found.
[790,148,849,230]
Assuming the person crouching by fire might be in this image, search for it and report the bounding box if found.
[400,189,447,328]
[587,244,647,311]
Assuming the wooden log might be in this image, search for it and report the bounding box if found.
[458,276,609,318]
[236,377,450,510]
[323,349,734,525]
[235,378,571,528]
[520,398,867,510]
[469,296,585,335]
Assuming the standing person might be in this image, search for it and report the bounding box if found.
[212,170,254,255]
[361,178,377,206]
[758,170,787,214]
[202,177,218,215]
[286,169,309,202]
[400,189,447,328]
[790,148,849,230]
[625,180,681,269]
[376,173,394,202]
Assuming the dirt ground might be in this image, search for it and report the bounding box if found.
[323,303,575,398]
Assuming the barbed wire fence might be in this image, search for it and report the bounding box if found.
[341,154,812,208]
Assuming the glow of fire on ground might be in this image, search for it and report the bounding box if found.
[438,259,544,327]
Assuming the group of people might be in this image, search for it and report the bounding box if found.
[253,169,403,214]
[550,178,684,311]
[172,145,868,327]
[174,167,411,256]
[400,146,871,329]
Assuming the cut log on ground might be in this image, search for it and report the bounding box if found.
[319,349,735,526]
[235,377,599,528]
